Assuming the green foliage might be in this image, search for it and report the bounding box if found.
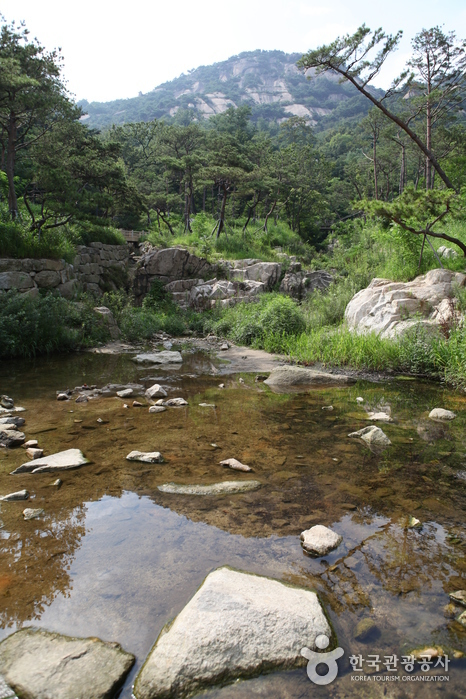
[0,291,109,358]
[211,294,305,348]
[0,210,76,261]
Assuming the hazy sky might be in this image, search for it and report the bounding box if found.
[2,0,466,103]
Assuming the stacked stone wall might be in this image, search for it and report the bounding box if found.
[0,242,130,299]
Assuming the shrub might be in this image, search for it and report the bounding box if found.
[0,291,109,358]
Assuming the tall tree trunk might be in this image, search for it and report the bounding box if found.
[202,186,206,213]
[6,115,18,219]
[216,184,228,238]
[373,135,378,200]
[399,143,406,195]
[426,54,432,191]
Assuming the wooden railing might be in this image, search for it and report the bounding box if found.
[120,229,145,243]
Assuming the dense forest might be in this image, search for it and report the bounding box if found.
[2,18,466,387]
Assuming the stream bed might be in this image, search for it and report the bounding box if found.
[0,348,465,698]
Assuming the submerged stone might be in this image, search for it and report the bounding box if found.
[158,480,261,495]
[366,412,393,422]
[148,406,167,414]
[353,618,377,641]
[264,366,355,392]
[0,628,134,699]
[300,525,343,557]
[199,403,216,408]
[11,448,89,475]
[133,567,332,699]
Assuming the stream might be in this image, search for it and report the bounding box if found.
[0,347,465,698]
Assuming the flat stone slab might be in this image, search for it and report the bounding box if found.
[301,525,343,556]
[126,451,164,463]
[0,628,134,699]
[134,567,331,699]
[11,448,89,475]
[158,480,261,495]
[429,408,456,421]
[366,412,392,422]
[348,425,392,448]
[116,388,133,398]
[264,366,355,392]
[0,490,29,502]
[132,351,182,365]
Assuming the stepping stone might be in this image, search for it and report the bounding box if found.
[0,628,134,699]
[264,366,355,392]
[220,458,252,472]
[11,449,89,475]
[164,398,188,407]
[126,451,163,463]
[148,406,166,414]
[348,425,391,448]
[0,490,29,502]
[23,508,44,520]
[133,567,331,699]
[300,525,343,557]
[145,384,167,400]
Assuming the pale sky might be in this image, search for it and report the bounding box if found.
[2,0,466,103]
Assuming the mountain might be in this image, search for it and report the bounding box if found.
[78,49,376,131]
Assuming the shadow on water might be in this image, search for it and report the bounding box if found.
[0,350,465,697]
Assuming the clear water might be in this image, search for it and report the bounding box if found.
[0,350,465,697]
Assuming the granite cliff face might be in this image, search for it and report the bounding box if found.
[79,50,374,129]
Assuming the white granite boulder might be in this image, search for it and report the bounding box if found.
[0,628,134,699]
[134,567,331,699]
[126,451,163,463]
[429,408,456,421]
[345,269,466,338]
[145,384,168,400]
[348,425,392,448]
[300,525,343,556]
[11,448,89,475]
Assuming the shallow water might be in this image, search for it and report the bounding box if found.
[0,349,465,698]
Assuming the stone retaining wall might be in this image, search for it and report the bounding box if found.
[0,243,130,299]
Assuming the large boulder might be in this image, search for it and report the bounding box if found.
[264,366,356,392]
[280,270,333,299]
[231,261,281,290]
[93,306,120,340]
[345,269,466,338]
[0,272,34,290]
[134,248,215,298]
[133,567,332,699]
[0,628,134,699]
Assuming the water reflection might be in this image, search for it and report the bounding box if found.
[0,352,465,697]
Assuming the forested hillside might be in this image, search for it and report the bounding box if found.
[78,50,376,131]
